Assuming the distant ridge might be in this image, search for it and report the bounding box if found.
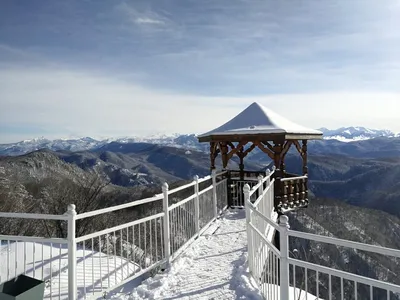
[1,127,399,156]
[318,126,396,142]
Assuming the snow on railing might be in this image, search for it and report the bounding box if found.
[244,169,280,299]
[0,170,228,300]
[244,180,400,300]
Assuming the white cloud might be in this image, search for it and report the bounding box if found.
[115,2,167,26]
[135,18,164,25]
[1,67,400,143]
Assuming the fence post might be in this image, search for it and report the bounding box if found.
[257,175,264,199]
[162,182,171,267]
[279,215,290,300]
[268,169,274,217]
[265,169,271,216]
[194,175,200,236]
[265,169,271,185]
[227,171,233,207]
[67,204,77,300]
[212,170,218,219]
[243,184,253,275]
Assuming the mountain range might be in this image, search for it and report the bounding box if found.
[1,128,400,297]
[0,127,397,156]
[2,126,400,219]
[0,134,203,156]
[318,126,397,142]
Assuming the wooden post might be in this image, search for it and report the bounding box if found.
[272,141,282,170]
[238,151,245,180]
[220,142,229,169]
[273,141,283,210]
[210,142,217,171]
[302,139,308,175]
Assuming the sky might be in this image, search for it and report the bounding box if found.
[1,0,400,143]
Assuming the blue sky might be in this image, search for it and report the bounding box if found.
[1,0,400,143]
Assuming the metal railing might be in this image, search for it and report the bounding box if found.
[0,170,228,300]
[244,182,400,300]
[229,170,273,207]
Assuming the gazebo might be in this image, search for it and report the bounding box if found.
[197,102,323,213]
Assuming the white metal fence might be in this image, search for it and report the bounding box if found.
[0,170,228,300]
[245,175,400,300]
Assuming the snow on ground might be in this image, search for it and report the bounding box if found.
[105,209,263,300]
[260,284,321,300]
[0,241,139,299]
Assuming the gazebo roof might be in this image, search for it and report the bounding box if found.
[197,102,323,142]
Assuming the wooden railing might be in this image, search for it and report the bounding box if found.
[227,170,309,213]
[274,172,308,213]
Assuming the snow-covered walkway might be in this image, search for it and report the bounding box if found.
[106,209,263,300]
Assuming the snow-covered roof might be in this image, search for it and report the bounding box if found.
[198,102,323,142]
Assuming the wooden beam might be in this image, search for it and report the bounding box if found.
[243,143,257,157]
[279,141,292,172]
[293,140,304,157]
[302,140,308,175]
[227,141,248,160]
[209,142,217,170]
[280,141,293,160]
[272,141,283,170]
[261,141,275,152]
[253,141,275,160]
[219,142,229,169]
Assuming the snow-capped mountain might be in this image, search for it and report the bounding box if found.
[0,134,205,156]
[0,137,105,156]
[318,127,397,142]
[1,127,398,156]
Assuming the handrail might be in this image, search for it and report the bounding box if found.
[0,235,68,244]
[289,258,400,294]
[249,181,263,196]
[0,212,69,221]
[216,170,227,177]
[289,229,400,258]
[168,194,197,211]
[76,212,164,243]
[198,184,213,196]
[215,178,227,187]
[230,177,260,181]
[252,179,275,207]
[248,169,275,198]
[76,194,163,220]
[280,175,307,182]
[248,222,280,257]
[168,180,196,194]
[198,175,211,184]
[247,201,280,231]
[77,173,214,220]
